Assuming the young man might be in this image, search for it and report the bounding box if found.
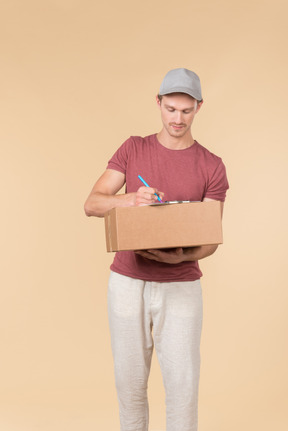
[84,68,229,431]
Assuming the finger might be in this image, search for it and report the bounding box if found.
[137,188,158,200]
[153,190,164,202]
[139,186,163,200]
[175,247,183,255]
[138,186,156,195]
[135,250,161,261]
[137,187,164,204]
[146,249,166,259]
[136,194,157,205]
[147,249,161,255]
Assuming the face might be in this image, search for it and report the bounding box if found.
[156,93,203,139]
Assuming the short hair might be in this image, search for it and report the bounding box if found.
[157,93,203,104]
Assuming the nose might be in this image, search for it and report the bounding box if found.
[174,110,183,124]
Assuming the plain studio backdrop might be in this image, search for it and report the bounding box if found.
[1,1,287,430]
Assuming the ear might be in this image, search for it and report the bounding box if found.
[196,100,203,113]
[156,95,161,108]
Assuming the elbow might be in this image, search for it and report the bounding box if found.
[209,244,219,257]
[210,244,218,254]
[84,201,104,218]
[84,205,91,217]
[201,244,218,260]
[84,200,93,217]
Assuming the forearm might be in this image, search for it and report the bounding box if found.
[183,244,219,261]
[84,175,164,218]
[84,192,136,218]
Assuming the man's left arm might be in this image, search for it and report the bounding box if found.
[182,197,224,261]
[135,199,224,264]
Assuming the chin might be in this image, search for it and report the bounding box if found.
[169,129,187,138]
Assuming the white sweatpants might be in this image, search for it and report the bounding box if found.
[108,271,203,431]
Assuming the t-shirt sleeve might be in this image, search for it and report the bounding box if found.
[106,137,131,174]
[204,159,229,202]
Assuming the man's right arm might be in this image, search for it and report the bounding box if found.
[84,169,164,217]
[84,169,134,217]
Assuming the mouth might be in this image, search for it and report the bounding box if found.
[170,123,186,130]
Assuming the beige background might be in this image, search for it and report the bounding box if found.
[1,1,287,430]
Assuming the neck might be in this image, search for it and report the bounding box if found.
[157,129,194,150]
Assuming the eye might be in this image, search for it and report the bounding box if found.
[167,108,175,112]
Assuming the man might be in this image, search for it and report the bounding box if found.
[84,68,229,431]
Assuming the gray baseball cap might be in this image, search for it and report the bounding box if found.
[159,68,202,101]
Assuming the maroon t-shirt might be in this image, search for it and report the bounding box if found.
[106,134,229,282]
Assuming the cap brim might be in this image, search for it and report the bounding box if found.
[159,86,202,100]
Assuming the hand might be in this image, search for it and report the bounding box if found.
[135,247,187,264]
[135,186,164,206]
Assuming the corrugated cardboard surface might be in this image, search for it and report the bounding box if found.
[105,201,223,252]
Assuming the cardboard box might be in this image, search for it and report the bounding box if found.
[104,201,223,252]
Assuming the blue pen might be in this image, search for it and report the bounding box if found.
[138,175,162,202]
